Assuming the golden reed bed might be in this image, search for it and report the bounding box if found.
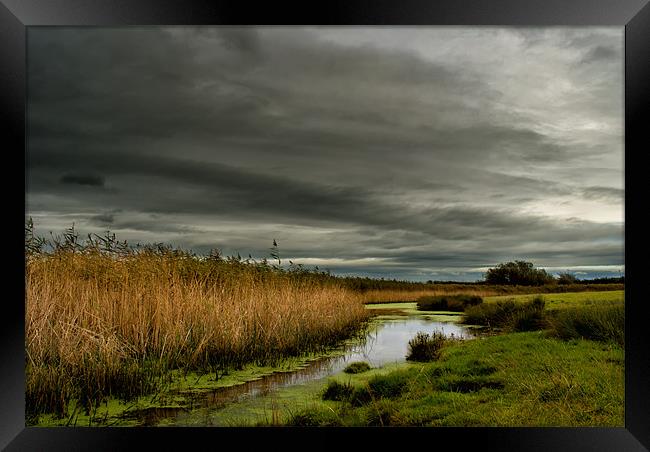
[25,251,368,417]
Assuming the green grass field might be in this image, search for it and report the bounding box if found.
[280,331,623,427]
[484,290,624,310]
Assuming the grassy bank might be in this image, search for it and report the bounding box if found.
[483,290,624,310]
[280,332,624,426]
[274,290,624,427]
[26,248,369,422]
[466,292,624,345]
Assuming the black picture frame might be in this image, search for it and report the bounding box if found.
[3,1,648,450]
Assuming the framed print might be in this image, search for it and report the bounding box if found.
[3,0,649,450]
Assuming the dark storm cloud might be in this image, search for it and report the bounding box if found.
[214,27,262,55]
[60,173,105,187]
[580,186,624,202]
[109,218,199,235]
[26,27,624,280]
[580,45,620,64]
[30,145,620,248]
[26,28,577,170]
[29,147,375,219]
[88,212,117,226]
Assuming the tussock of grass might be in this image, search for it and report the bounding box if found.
[323,372,409,407]
[416,294,483,312]
[406,331,447,362]
[365,399,400,426]
[437,376,505,393]
[286,408,343,427]
[343,361,371,374]
[366,373,409,399]
[463,297,547,332]
[322,380,354,401]
[547,303,624,347]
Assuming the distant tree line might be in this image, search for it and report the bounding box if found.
[580,276,624,284]
[337,276,437,292]
[483,260,623,286]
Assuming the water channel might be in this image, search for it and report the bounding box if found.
[123,302,475,426]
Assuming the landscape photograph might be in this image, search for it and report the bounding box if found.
[25,26,625,427]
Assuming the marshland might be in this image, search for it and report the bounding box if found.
[25,222,624,427]
[25,26,626,428]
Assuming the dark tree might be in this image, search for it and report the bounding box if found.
[484,260,554,286]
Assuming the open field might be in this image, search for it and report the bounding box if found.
[484,290,624,310]
[360,286,623,304]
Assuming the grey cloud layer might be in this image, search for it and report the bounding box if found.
[26,27,624,280]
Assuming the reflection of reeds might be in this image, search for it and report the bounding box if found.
[26,249,368,419]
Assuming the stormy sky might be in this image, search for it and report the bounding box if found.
[26,27,624,281]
